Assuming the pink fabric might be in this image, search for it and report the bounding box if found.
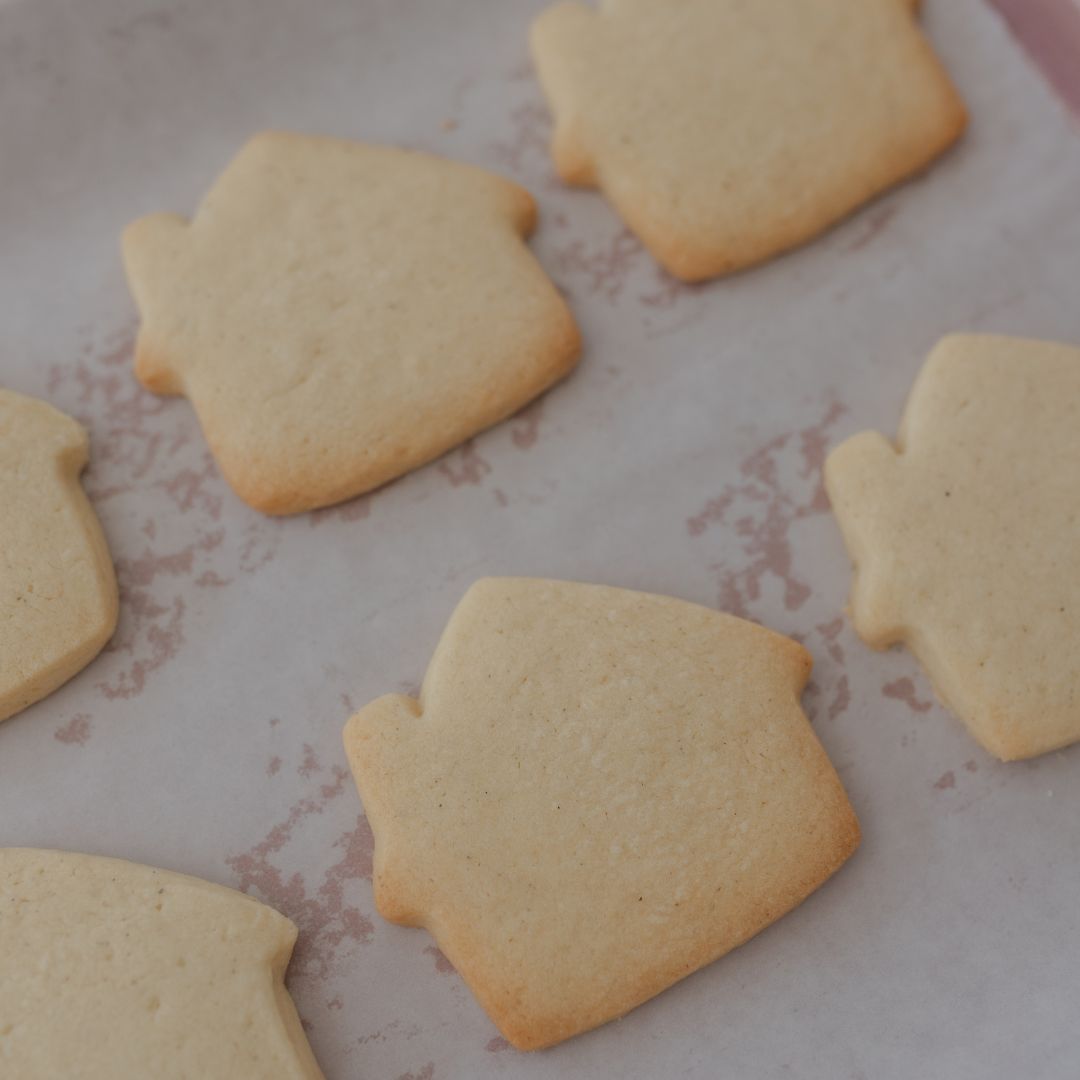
[987,0,1080,116]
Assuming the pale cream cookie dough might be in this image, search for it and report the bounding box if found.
[0,390,117,723]
[122,132,581,515]
[344,578,860,1050]
[530,0,966,281]
[0,848,326,1079]
[826,334,1080,761]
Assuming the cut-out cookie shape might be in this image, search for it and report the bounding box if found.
[0,390,117,723]
[123,132,581,515]
[826,335,1080,761]
[531,0,966,282]
[344,578,859,1049]
[0,848,325,1079]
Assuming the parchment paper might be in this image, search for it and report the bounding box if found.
[1,1,1079,1077]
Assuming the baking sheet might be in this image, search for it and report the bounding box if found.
[2,1,1079,1077]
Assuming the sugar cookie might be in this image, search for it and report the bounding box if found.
[531,0,966,281]
[344,578,859,1049]
[123,132,580,515]
[0,390,117,723]
[0,848,325,1079]
[826,334,1080,761]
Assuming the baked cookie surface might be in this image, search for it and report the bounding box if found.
[0,390,117,723]
[0,848,325,1079]
[826,335,1080,761]
[531,0,966,281]
[344,578,859,1049]
[123,132,580,515]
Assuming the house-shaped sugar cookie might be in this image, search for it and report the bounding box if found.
[123,132,580,515]
[344,578,859,1049]
[826,335,1080,761]
[0,390,117,723]
[531,0,966,281]
[0,848,325,1079]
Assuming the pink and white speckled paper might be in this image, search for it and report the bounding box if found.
[2,2,1079,1077]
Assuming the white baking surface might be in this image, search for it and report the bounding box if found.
[1,2,1079,1077]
